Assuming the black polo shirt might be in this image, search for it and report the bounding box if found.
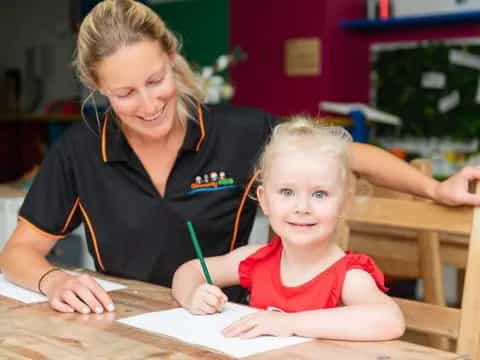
[19,104,278,289]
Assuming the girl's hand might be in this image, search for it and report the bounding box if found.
[188,283,228,315]
[41,271,115,314]
[223,310,293,338]
[434,165,480,206]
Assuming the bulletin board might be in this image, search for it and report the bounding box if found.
[370,38,480,139]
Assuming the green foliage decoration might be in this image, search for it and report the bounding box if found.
[372,41,480,139]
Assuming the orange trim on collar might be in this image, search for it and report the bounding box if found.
[101,107,204,158]
[79,201,105,272]
[195,103,206,152]
[101,113,109,162]
[229,170,260,252]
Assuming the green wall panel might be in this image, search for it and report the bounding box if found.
[151,0,229,70]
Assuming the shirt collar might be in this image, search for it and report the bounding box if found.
[100,103,206,163]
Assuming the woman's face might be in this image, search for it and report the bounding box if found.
[96,39,179,142]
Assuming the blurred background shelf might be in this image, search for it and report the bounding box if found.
[0,113,81,123]
[342,10,480,30]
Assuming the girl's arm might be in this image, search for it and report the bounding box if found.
[289,269,404,340]
[351,142,480,206]
[172,244,261,314]
[223,269,405,341]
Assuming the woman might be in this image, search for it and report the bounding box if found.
[1,0,479,315]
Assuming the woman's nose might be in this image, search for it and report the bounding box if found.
[139,90,159,115]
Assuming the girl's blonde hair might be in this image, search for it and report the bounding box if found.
[257,116,354,195]
[73,0,204,124]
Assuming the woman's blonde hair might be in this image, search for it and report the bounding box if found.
[257,116,354,196]
[73,0,204,123]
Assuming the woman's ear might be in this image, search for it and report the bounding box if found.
[257,185,269,216]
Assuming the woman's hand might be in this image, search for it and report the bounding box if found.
[187,283,227,315]
[223,310,293,338]
[41,271,115,314]
[433,165,480,206]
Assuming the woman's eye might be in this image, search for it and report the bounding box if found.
[313,191,327,199]
[149,78,164,86]
[116,91,133,99]
[280,189,294,197]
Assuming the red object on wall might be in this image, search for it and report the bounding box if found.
[379,0,390,20]
[230,1,480,117]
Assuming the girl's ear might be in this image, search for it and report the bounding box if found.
[257,185,269,216]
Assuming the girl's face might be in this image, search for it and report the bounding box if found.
[96,39,179,142]
[257,151,346,248]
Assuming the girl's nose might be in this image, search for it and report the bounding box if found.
[294,195,311,214]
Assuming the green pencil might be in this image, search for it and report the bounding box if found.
[186,221,213,284]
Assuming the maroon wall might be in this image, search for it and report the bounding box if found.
[230,1,480,117]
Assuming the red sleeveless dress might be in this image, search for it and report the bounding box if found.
[239,236,387,312]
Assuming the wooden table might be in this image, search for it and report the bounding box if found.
[0,272,462,359]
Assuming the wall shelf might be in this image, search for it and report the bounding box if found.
[342,10,480,30]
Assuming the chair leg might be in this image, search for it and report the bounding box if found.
[456,269,465,307]
[457,203,480,358]
[418,231,450,350]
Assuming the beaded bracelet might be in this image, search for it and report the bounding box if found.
[38,267,61,296]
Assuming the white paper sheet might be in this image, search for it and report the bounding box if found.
[0,273,126,303]
[118,302,311,358]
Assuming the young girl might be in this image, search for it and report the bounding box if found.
[172,117,405,341]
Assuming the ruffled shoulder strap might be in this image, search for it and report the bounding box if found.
[345,253,388,292]
[238,236,282,290]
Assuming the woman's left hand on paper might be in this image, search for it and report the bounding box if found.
[222,310,293,338]
[42,271,114,314]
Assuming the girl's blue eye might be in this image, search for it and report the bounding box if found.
[313,191,327,199]
[280,188,294,197]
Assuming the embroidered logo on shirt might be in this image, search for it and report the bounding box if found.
[188,171,236,194]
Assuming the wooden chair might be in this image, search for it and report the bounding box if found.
[349,159,451,349]
[345,183,480,358]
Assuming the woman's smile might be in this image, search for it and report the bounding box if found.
[138,104,166,122]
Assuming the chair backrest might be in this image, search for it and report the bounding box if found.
[346,184,480,358]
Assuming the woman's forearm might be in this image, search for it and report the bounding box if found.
[0,243,55,292]
[288,303,405,341]
[0,222,60,293]
[351,143,439,199]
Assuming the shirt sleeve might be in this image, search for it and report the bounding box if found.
[346,253,388,292]
[19,130,81,238]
